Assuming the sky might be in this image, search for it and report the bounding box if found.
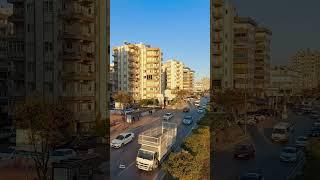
[233,0,320,66]
[110,0,210,80]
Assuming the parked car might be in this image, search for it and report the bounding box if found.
[197,108,205,114]
[183,116,193,125]
[313,120,320,126]
[183,108,190,113]
[280,146,302,162]
[233,144,255,159]
[0,147,16,160]
[309,128,320,137]
[295,136,309,148]
[50,149,77,162]
[163,113,173,120]
[124,108,134,115]
[238,170,264,180]
[311,114,320,119]
[111,133,135,148]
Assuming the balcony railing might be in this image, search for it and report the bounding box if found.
[61,71,95,80]
[60,8,94,23]
[214,0,223,7]
[214,22,223,31]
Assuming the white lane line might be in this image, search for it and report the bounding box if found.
[117,160,136,177]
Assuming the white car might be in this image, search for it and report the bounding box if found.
[295,136,309,148]
[111,133,135,148]
[124,108,134,115]
[183,116,193,125]
[280,146,302,162]
[50,149,77,162]
[197,108,205,113]
[163,113,173,120]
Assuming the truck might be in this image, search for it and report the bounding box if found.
[136,122,177,171]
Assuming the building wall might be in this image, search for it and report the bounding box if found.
[233,16,256,90]
[211,0,234,91]
[162,60,184,90]
[290,49,320,90]
[8,0,108,133]
[113,43,162,101]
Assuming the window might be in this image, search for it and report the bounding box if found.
[67,42,72,49]
[44,1,48,12]
[49,1,53,12]
[226,10,228,14]
[88,104,91,111]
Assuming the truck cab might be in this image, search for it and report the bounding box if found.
[136,147,159,171]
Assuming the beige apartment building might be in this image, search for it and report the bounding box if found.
[162,59,184,90]
[211,0,234,91]
[194,77,210,93]
[290,49,320,90]
[254,27,272,96]
[0,8,13,127]
[233,16,257,91]
[183,67,195,92]
[113,42,162,101]
[8,0,109,135]
[267,66,302,97]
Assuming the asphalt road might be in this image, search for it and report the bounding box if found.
[110,97,208,180]
[214,109,315,180]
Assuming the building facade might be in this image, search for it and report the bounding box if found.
[211,0,234,91]
[113,42,162,101]
[233,16,257,91]
[267,66,302,97]
[254,27,272,94]
[290,49,320,90]
[0,8,13,127]
[8,0,109,133]
[183,67,195,92]
[162,59,184,90]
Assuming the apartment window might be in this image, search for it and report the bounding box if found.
[226,10,228,14]
[62,82,66,91]
[27,24,30,32]
[44,1,48,12]
[88,104,92,111]
[67,42,72,49]
[49,1,53,12]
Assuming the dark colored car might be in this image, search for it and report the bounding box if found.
[308,128,320,137]
[183,108,190,113]
[233,144,255,159]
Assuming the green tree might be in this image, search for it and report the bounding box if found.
[14,97,75,180]
[112,91,133,108]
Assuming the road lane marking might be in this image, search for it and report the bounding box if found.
[117,160,135,177]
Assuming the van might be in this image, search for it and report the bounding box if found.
[272,122,294,142]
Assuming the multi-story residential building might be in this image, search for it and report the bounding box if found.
[113,42,162,101]
[211,0,234,91]
[0,9,13,127]
[267,66,302,97]
[109,63,116,93]
[183,67,195,92]
[8,0,109,134]
[162,59,184,90]
[233,16,257,91]
[290,49,320,90]
[254,27,272,95]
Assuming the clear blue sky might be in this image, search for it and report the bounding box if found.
[110,0,210,80]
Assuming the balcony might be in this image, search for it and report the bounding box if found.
[8,72,24,80]
[60,8,94,23]
[60,30,95,42]
[213,36,223,43]
[213,59,222,68]
[61,72,95,81]
[214,0,223,7]
[79,0,94,6]
[7,0,24,3]
[213,49,222,55]
[213,10,223,19]
[74,112,95,123]
[214,22,223,31]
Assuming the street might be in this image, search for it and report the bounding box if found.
[214,109,314,180]
[109,97,208,180]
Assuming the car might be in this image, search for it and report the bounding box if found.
[0,147,16,160]
[296,111,304,115]
[197,108,205,113]
[183,108,190,113]
[50,149,77,162]
[280,146,302,162]
[311,114,320,119]
[111,133,135,148]
[309,129,320,137]
[233,144,255,159]
[163,113,173,120]
[238,171,264,180]
[295,136,309,148]
[124,108,134,115]
[183,116,193,125]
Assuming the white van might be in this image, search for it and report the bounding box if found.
[272,122,294,142]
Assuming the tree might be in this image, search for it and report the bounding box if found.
[14,97,75,180]
[112,91,133,108]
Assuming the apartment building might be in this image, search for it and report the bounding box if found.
[183,67,195,92]
[162,59,184,90]
[0,9,13,127]
[267,66,302,97]
[113,42,162,101]
[254,27,272,94]
[233,16,257,91]
[8,0,109,134]
[211,0,234,91]
[290,49,320,90]
[194,77,210,93]
[109,63,116,93]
